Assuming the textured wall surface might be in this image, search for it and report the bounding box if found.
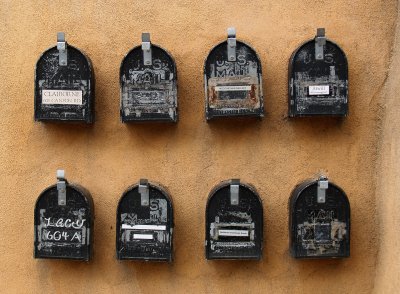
[0,1,397,293]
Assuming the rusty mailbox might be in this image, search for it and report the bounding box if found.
[116,179,174,261]
[204,28,264,120]
[289,176,350,258]
[205,179,263,260]
[120,33,178,122]
[289,28,348,117]
[34,32,95,123]
[34,170,94,260]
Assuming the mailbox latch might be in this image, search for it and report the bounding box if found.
[57,32,68,66]
[227,27,237,62]
[139,179,149,206]
[142,33,152,66]
[317,176,329,203]
[57,169,67,206]
[230,179,240,205]
[315,28,326,61]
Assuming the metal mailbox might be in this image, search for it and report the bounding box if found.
[204,28,264,120]
[289,28,348,117]
[289,176,350,258]
[34,32,95,123]
[120,33,178,122]
[34,170,94,260]
[205,179,263,260]
[116,179,174,261]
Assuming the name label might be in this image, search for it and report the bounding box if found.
[309,85,330,95]
[121,224,166,230]
[219,229,249,237]
[133,234,154,240]
[42,90,83,105]
[215,86,251,92]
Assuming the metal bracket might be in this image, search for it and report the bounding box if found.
[230,179,240,205]
[227,27,237,62]
[57,32,68,66]
[317,176,329,203]
[57,170,67,206]
[142,33,152,66]
[139,179,149,206]
[315,28,326,61]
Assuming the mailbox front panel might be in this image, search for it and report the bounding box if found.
[120,45,177,122]
[206,181,263,260]
[204,40,263,119]
[116,182,173,261]
[289,179,350,258]
[34,185,94,260]
[289,32,348,117]
[35,45,94,122]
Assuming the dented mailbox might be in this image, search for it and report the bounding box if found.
[289,28,348,117]
[120,33,178,122]
[116,179,174,261]
[34,170,94,260]
[205,179,263,260]
[35,33,95,123]
[289,176,350,258]
[204,28,264,120]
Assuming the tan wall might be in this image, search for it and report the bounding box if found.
[0,1,397,293]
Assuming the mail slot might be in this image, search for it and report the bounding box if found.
[289,28,348,117]
[34,170,94,260]
[34,32,95,123]
[205,179,263,260]
[289,176,350,258]
[120,33,178,122]
[116,179,174,261]
[204,28,264,120]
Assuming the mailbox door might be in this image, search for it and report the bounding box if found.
[116,182,173,261]
[34,45,95,123]
[205,181,263,260]
[289,36,348,117]
[34,184,94,260]
[204,41,263,119]
[120,45,178,122]
[289,180,350,258]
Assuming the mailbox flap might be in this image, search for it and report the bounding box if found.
[205,179,263,260]
[116,179,174,261]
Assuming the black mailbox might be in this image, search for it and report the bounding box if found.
[34,32,95,123]
[289,28,348,117]
[116,179,173,261]
[204,28,264,120]
[34,170,94,261]
[289,176,350,258]
[120,33,178,122]
[205,179,263,260]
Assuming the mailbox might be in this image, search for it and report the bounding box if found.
[116,179,174,261]
[289,28,348,117]
[34,32,95,123]
[289,176,350,258]
[205,179,263,260]
[120,33,178,122]
[34,170,94,260]
[204,28,264,120]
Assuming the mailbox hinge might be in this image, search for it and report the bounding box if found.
[139,179,149,206]
[57,32,68,66]
[317,176,329,203]
[227,27,237,62]
[230,179,240,205]
[315,28,326,61]
[142,33,152,66]
[57,169,67,206]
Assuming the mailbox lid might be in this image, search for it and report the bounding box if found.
[289,178,350,258]
[289,30,348,117]
[34,43,95,123]
[116,181,174,261]
[120,43,178,122]
[34,184,94,261]
[205,180,263,260]
[204,31,263,120]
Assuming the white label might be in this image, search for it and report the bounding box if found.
[121,224,166,230]
[133,234,154,240]
[42,90,83,105]
[309,85,330,95]
[215,85,251,92]
[218,229,249,237]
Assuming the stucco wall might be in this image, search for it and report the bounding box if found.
[0,1,397,293]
